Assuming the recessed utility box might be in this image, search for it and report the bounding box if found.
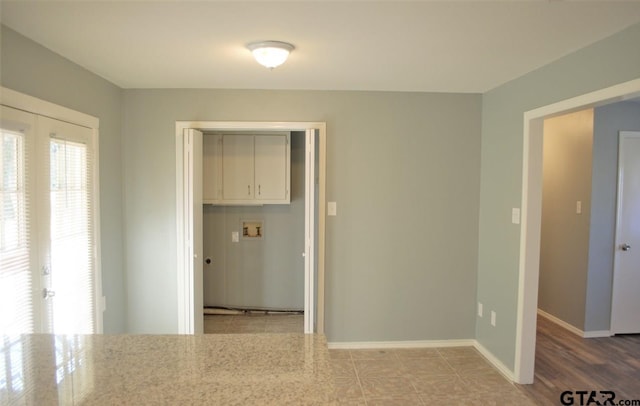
[241,220,263,240]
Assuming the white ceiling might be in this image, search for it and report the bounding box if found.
[2,1,640,93]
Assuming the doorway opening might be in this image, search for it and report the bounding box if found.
[175,121,326,335]
[515,78,640,384]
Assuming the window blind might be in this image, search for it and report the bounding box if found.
[49,137,95,334]
[0,129,33,335]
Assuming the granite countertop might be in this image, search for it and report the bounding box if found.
[1,333,336,405]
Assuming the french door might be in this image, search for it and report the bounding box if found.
[0,104,99,335]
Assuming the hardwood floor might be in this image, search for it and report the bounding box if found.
[517,315,640,405]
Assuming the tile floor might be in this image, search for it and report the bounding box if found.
[329,347,537,405]
[204,313,304,334]
[205,314,538,405]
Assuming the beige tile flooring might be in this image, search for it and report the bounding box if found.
[329,347,537,405]
[204,313,304,334]
[205,315,538,404]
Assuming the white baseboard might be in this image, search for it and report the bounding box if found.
[327,339,475,350]
[537,309,611,338]
[583,330,612,338]
[472,341,516,382]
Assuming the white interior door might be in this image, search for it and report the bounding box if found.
[304,129,316,333]
[611,131,640,334]
[183,129,204,334]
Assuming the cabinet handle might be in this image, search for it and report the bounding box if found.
[258,185,261,195]
[248,185,250,195]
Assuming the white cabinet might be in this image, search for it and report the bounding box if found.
[222,135,255,200]
[255,135,289,201]
[203,133,290,205]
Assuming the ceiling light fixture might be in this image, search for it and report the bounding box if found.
[247,41,295,69]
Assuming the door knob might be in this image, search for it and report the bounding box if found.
[621,243,631,251]
[42,288,56,299]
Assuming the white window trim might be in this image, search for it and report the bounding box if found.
[1,86,104,333]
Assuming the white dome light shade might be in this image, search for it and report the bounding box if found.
[247,41,295,69]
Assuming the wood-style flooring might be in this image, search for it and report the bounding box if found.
[517,315,640,405]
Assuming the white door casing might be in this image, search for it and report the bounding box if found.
[304,129,316,333]
[175,121,326,335]
[182,129,204,334]
[611,131,640,334]
[515,78,640,384]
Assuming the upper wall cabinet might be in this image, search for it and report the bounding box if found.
[203,133,290,205]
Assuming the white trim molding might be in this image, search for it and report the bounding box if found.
[1,86,99,129]
[473,341,517,382]
[537,309,583,336]
[537,309,612,338]
[175,120,327,335]
[328,339,476,350]
[515,78,640,384]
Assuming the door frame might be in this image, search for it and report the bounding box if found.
[610,130,640,334]
[514,78,640,383]
[175,121,326,335]
[0,86,103,333]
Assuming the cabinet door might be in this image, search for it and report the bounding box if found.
[203,134,222,202]
[222,135,254,200]
[255,135,289,201]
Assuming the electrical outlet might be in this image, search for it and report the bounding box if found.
[478,302,483,317]
[491,311,497,327]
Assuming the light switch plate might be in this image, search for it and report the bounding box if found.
[328,201,337,216]
[511,208,520,224]
[478,302,483,317]
[576,201,582,214]
[491,311,497,327]
[231,231,239,242]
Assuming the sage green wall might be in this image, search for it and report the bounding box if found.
[586,101,640,332]
[122,89,482,339]
[203,131,305,310]
[539,109,594,330]
[477,22,640,370]
[0,26,126,333]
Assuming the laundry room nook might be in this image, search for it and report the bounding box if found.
[201,130,307,333]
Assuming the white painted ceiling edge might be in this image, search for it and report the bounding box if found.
[2,1,640,92]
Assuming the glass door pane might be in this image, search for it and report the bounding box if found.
[1,107,37,404]
[0,107,35,336]
[49,138,95,334]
